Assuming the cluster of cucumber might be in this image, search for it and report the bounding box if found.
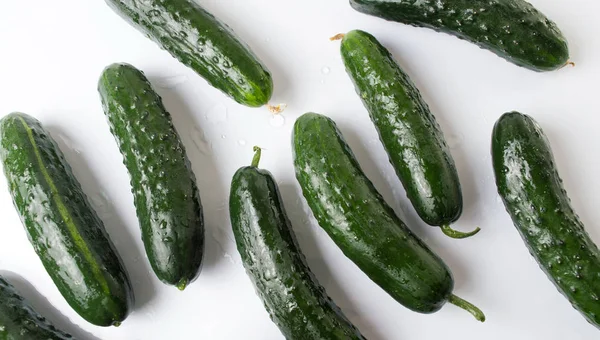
[0,0,598,339]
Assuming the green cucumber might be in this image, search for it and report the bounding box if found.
[98,63,204,290]
[230,147,365,339]
[0,276,74,340]
[104,0,273,107]
[338,30,479,239]
[349,0,570,72]
[293,112,484,320]
[0,113,133,327]
[492,111,600,328]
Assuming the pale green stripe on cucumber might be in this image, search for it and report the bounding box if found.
[17,116,110,295]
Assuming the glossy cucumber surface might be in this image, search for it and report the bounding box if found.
[293,113,483,320]
[105,0,273,107]
[0,113,133,327]
[230,148,365,339]
[350,0,569,71]
[493,111,600,328]
[98,63,204,290]
[339,30,476,239]
[0,276,74,340]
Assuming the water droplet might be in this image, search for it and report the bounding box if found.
[155,75,188,89]
[91,192,112,217]
[447,133,464,149]
[221,134,227,139]
[210,228,237,264]
[223,253,235,264]
[238,139,247,146]
[189,126,211,155]
[57,134,81,154]
[321,66,331,74]
[145,305,157,321]
[206,103,228,124]
[148,9,160,18]
[270,114,286,128]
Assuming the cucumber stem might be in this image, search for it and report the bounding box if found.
[441,224,481,239]
[251,146,262,167]
[267,104,286,114]
[176,278,188,291]
[330,33,345,41]
[448,294,486,322]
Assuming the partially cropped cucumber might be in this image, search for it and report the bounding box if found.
[338,30,478,239]
[349,0,570,72]
[0,113,133,327]
[293,112,484,320]
[230,147,365,339]
[98,63,204,290]
[493,111,600,329]
[104,0,273,107]
[0,275,74,340]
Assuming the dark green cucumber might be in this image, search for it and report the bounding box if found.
[492,111,600,328]
[0,113,133,327]
[293,112,484,320]
[98,63,204,290]
[105,0,273,107]
[349,0,569,72]
[339,30,478,239]
[0,276,74,340]
[230,147,365,339]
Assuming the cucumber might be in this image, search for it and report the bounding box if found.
[98,63,204,290]
[293,112,484,320]
[338,30,479,239]
[104,0,273,107]
[0,113,133,327]
[230,147,365,339]
[0,276,74,340]
[492,111,600,328]
[349,0,570,72]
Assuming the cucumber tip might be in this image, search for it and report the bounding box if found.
[176,280,188,291]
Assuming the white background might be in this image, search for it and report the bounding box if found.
[1,1,599,339]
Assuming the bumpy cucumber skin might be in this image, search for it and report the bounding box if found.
[230,165,365,339]
[493,111,600,328]
[341,30,462,228]
[98,63,204,289]
[104,0,273,107]
[0,276,74,340]
[350,0,569,71]
[293,112,453,313]
[0,113,133,327]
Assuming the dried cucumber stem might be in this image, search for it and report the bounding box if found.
[267,104,287,114]
[330,33,345,41]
